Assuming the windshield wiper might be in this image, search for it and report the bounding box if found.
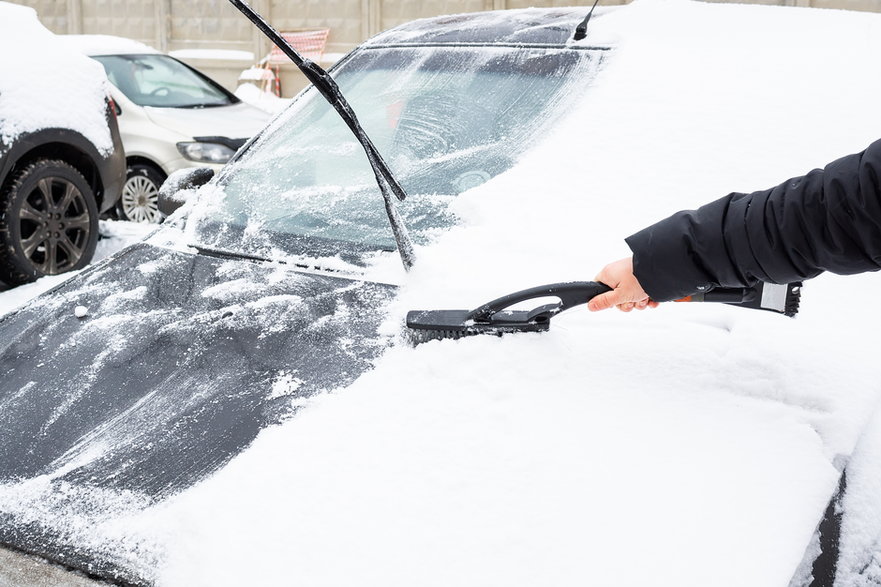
[227,0,417,271]
[179,102,226,109]
[194,245,272,264]
[194,244,376,277]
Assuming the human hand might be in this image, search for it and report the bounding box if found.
[588,257,659,312]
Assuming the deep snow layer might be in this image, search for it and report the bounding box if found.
[0,2,113,153]
[145,1,881,586]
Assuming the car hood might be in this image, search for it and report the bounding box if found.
[144,101,270,140]
[0,242,396,583]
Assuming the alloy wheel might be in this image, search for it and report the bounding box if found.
[18,175,93,275]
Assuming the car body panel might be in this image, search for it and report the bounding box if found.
[125,99,268,174]
[0,123,124,214]
[0,241,395,582]
[108,86,227,174]
[143,101,270,143]
[104,67,269,176]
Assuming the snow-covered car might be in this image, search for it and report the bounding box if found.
[1,3,881,586]
[0,3,124,286]
[60,35,270,224]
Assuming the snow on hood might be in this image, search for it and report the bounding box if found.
[104,1,881,586]
[0,2,113,153]
[144,101,270,140]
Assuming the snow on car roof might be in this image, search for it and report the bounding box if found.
[59,33,160,56]
[0,3,112,152]
[368,7,611,46]
[168,48,255,61]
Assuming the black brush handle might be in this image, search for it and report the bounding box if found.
[679,282,801,316]
[699,288,752,303]
[467,281,612,323]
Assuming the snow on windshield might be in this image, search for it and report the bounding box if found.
[0,3,113,153]
[184,45,602,263]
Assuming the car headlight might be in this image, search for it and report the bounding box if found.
[176,141,236,164]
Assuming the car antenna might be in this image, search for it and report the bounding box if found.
[226,0,416,270]
[573,0,601,41]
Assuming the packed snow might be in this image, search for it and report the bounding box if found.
[0,2,113,153]
[233,82,291,114]
[156,2,881,585]
[169,49,255,62]
[58,34,159,56]
[1,1,881,586]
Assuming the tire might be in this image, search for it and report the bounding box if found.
[0,159,99,285]
[117,163,165,224]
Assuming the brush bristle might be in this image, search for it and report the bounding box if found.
[784,283,801,317]
[404,327,481,346]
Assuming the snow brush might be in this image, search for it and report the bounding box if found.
[405,280,801,344]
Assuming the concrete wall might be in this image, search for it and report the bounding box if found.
[12,0,881,96]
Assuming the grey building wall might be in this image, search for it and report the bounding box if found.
[11,0,881,95]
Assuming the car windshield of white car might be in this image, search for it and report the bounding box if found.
[94,54,234,108]
[187,45,604,263]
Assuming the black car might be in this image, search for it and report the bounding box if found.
[0,5,855,587]
[0,102,124,286]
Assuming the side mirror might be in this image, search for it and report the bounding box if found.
[158,167,215,216]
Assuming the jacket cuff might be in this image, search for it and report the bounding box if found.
[625,210,719,302]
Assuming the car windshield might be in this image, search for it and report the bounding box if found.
[93,54,234,108]
[186,45,602,263]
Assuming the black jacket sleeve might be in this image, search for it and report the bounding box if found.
[624,138,881,302]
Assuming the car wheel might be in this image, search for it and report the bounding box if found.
[0,159,99,285]
[118,164,165,224]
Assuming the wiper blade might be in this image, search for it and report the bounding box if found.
[194,245,272,264]
[179,102,225,109]
[194,245,367,276]
[227,0,416,271]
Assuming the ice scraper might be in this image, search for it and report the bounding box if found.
[406,280,801,344]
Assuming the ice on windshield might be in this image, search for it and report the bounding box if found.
[94,54,234,108]
[186,46,603,261]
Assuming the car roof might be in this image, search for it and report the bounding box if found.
[366,7,612,47]
[59,34,160,56]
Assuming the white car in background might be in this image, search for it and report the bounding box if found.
[61,35,270,223]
